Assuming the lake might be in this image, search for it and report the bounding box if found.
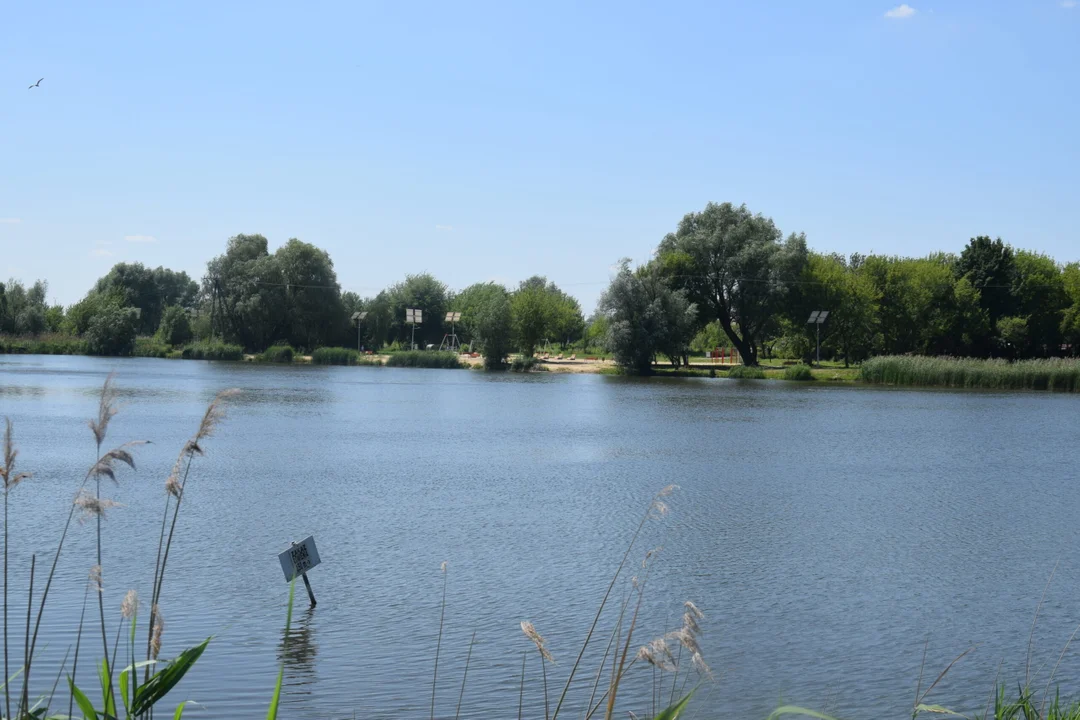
[2,354,1080,719]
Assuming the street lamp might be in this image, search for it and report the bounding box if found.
[807,311,829,364]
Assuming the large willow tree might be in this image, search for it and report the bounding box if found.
[657,202,808,366]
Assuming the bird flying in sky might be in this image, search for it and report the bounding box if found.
[28,78,43,89]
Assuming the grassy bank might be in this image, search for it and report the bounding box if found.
[384,350,463,368]
[311,347,383,366]
[0,333,88,355]
[181,340,244,361]
[860,356,1080,392]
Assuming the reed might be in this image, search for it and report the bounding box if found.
[180,340,244,361]
[133,338,170,358]
[0,333,88,356]
[311,347,383,366]
[860,356,1080,391]
[385,351,463,369]
[0,376,234,718]
[259,345,295,363]
[782,364,815,381]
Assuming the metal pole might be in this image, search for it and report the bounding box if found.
[816,323,821,364]
[291,541,317,608]
[357,323,361,353]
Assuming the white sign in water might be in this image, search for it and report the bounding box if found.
[278,536,321,582]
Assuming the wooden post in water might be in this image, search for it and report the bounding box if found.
[292,541,317,608]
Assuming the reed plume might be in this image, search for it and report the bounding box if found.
[2,418,31,720]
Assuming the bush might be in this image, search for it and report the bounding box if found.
[384,351,463,369]
[134,337,170,358]
[510,356,546,372]
[727,365,766,379]
[860,355,1080,391]
[156,305,193,346]
[310,347,382,366]
[180,341,244,361]
[260,345,295,363]
[85,305,139,356]
[782,364,815,381]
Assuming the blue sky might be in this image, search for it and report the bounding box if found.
[2,1,1078,311]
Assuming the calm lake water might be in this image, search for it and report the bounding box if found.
[2,355,1080,719]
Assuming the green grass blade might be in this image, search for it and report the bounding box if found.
[653,690,695,720]
[131,637,211,715]
[174,699,189,719]
[915,703,967,718]
[98,658,115,719]
[267,580,296,720]
[767,706,843,720]
[118,667,129,715]
[69,676,98,720]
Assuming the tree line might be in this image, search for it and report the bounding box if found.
[2,202,1078,369]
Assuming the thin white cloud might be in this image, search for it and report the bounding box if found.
[124,234,157,243]
[435,225,454,232]
[0,218,21,224]
[1062,1,1077,9]
[885,4,917,18]
[90,248,114,257]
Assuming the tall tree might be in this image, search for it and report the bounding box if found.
[955,236,1018,348]
[203,234,346,350]
[382,273,449,348]
[93,263,198,335]
[656,202,807,366]
[456,283,513,368]
[791,253,880,366]
[1012,250,1068,357]
[599,260,697,374]
[1062,263,1080,355]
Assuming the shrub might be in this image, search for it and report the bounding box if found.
[85,305,139,356]
[180,341,244,361]
[860,355,1080,391]
[510,356,545,372]
[384,351,463,369]
[727,365,766,379]
[157,305,194,346]
[134,337,170,358]
[260,345,295,363]
[782,364,815,381]
[311,347,383,366]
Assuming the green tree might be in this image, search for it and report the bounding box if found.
[156,305,194,346]
[458,283,513,368]
[996,316,1028,358]
[203,234,346,351]
[93,263,198,335]
[955,236,1017,349]
[1011,250,1067,357]
[584,313,610,351]
[509,276,581,356]
[790,253,880,366]
[44,305,65,333]
[599,260,697,374]
[0,279,49,335]
[657,202,808,366]
[1062,263,1080,355]
[381,273,450,348]
[85,303,139,356]
[275,238,348,350]
[511,277,556,357]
